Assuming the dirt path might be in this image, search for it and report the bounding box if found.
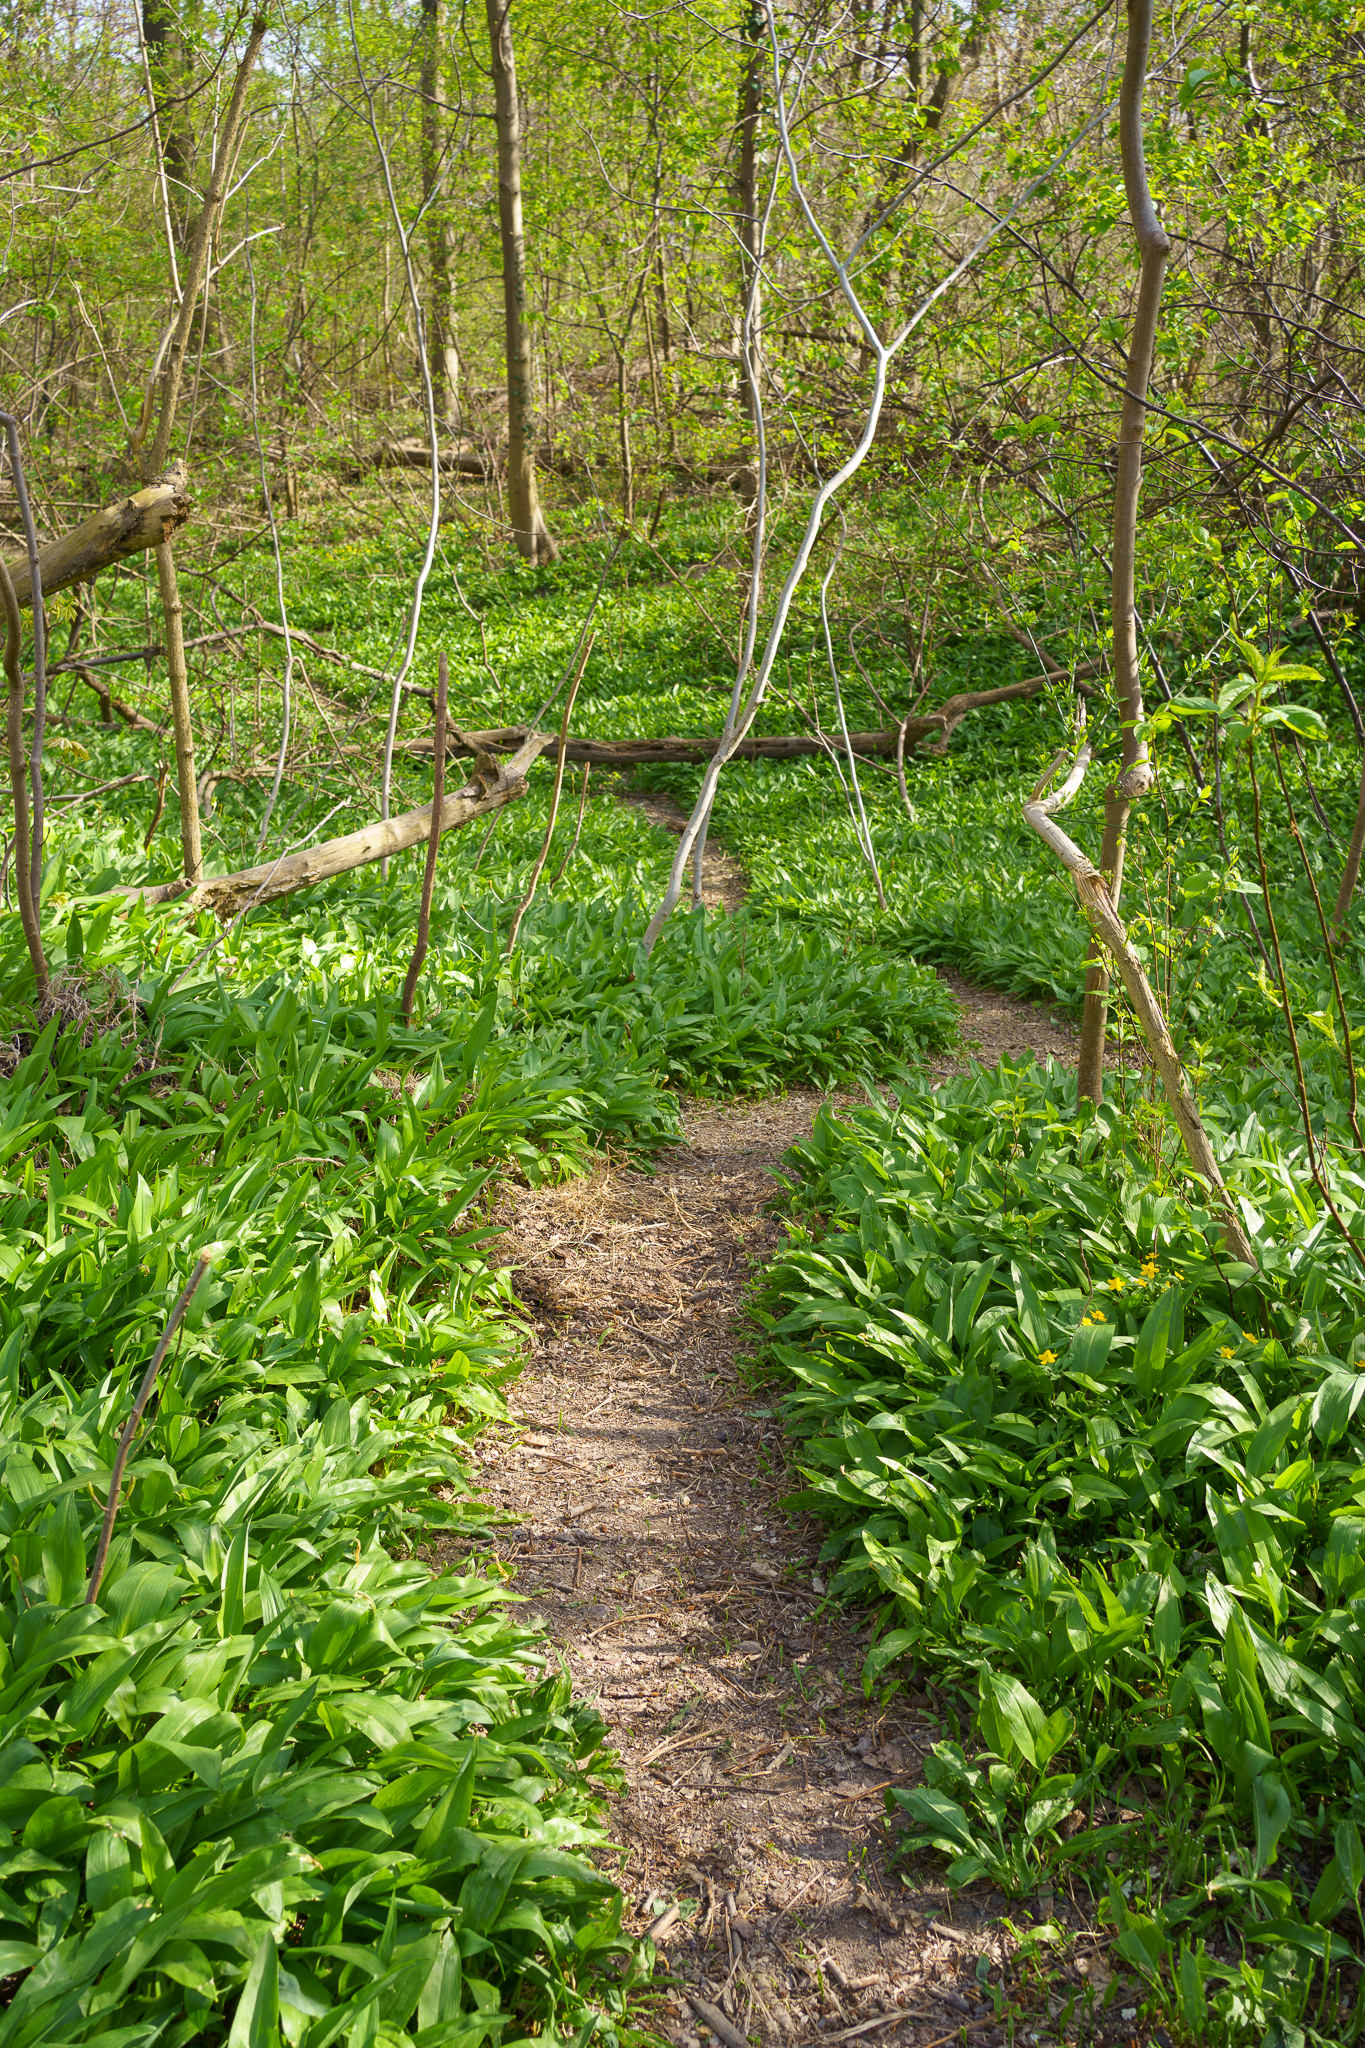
[442,963,1138,2048]
[436,785,1137,2042]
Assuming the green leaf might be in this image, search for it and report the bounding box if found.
[227,1933,280,2048]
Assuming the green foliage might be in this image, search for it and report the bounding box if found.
[0,981,646,2043]
[761,1068,1365,2042]
[509,899,957,1093]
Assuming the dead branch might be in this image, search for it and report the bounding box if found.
[1023,746,1256,1268]
[125,726,551,916]
[86,1255,213,1605]
[3,465,190,607]
[369,435,493,479]
[409,667,1096,770]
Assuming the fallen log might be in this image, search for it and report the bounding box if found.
[128,727,550,916]
[407,666,1101,769]
[4,464,190,606]
[370,435,493,479]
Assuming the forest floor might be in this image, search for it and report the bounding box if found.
[433,814,1146,2048]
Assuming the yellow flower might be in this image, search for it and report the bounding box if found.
[1039,1350,1058,1366]
[1107,1277,1126,1293]
[1219,1345,1235,1358]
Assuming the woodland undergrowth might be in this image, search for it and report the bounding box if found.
[5,502,1365,2044]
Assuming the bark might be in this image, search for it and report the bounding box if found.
[370,435,490,478]
[484,0,556,563]
[412,669,1099,768]
[1076,0,1170,1102]
[734,2,764,434]
[3,466,190,608]
[1,557,48,1000]
[420,0,460,430]
[128,728,549,916]
[1333,769,1365,931]
[140,17,264,886]
[506,644,588,951]
[156,537,201,884]
[142,0,195,246]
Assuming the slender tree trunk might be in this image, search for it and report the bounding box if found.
[141,15,266,885]
[156,535,201,883]
[734,1,764,435]
[484,0,556,564]
[1075,0,1169,1102]
[420,0,460,430]
[615,348,634,523]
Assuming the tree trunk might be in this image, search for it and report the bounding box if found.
[734,2,765,434]
[484,0,556,564]
[420,0,460,430]
[142,0,195,247]
[140,15,266,887]
[1076,0,1169,1102]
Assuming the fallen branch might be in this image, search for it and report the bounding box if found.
[125,726,551,915]
[410,668,1098,770]
[369,434,493,479]
[3,463,190,606]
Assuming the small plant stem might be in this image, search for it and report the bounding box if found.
[1247,738,1365,1271]
[401,653,449,1022]
[86,1255,213,1605]
[1268,732,1364,1155]
[505,635,591,953]
[548,763,590,891]
[1,556,47,1000]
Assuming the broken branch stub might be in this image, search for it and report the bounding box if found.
[3,465,190,607]
[128,728,551,917]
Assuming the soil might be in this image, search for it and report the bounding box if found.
[620,790,748,916]
[432,806,1149,2045]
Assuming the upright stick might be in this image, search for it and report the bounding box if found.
[0,414,48,917]
[86,1255,213,1606]
[401,653,449,1022]
[1,557,47,1000]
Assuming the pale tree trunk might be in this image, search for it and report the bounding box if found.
[420,0,460,430]
[484,0,556,564]
[1076,0,1169,1100]
[735,0,764,434]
